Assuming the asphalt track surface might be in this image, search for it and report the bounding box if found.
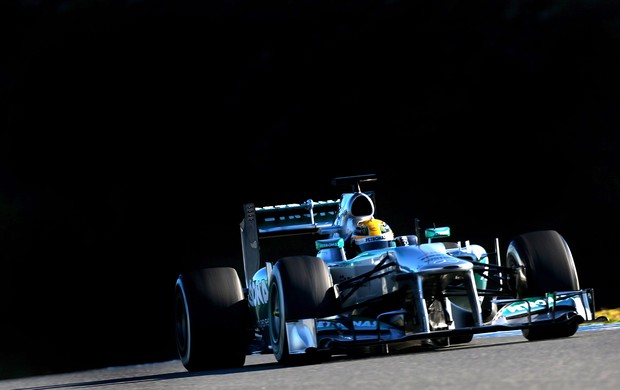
[2,324,619,390]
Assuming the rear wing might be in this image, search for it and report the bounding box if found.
[240,199,340,289]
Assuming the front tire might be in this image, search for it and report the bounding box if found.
[175,267,249,371]
[504,230,581,340]
[268,256,337,365]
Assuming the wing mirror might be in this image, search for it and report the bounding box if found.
[425,227,451,242]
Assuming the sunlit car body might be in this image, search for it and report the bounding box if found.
[174,174,596,371]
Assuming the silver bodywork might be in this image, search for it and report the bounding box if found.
[241,175,596,356]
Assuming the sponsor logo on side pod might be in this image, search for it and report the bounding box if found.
[248,279,269,307]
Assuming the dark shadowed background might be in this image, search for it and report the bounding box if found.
[1,0,619,379]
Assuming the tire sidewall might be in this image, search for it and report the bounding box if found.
[174,267,248,371]
[267,256,336,364]
[268,265,288,361]
[175,276,192,366]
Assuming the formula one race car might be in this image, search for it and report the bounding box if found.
[173,174,597,371]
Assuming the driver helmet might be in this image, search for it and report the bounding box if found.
[352,218,394,252]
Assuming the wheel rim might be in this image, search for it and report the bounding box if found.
[269,282,282,345]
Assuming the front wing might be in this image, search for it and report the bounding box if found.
[283,288,596,354]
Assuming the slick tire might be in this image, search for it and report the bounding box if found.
[505,230,581,340]
[175,267,249,371]
[268,256,337,366]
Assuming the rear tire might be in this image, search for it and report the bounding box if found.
[268,256,337,365]
[504,230,581,341]
[175,267,249,371]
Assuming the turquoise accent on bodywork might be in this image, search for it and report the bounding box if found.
[476,256,488,290]
[497,293,580,318]
[466,244,488,290]
[425,227,451,239]
[316,237,344,250]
